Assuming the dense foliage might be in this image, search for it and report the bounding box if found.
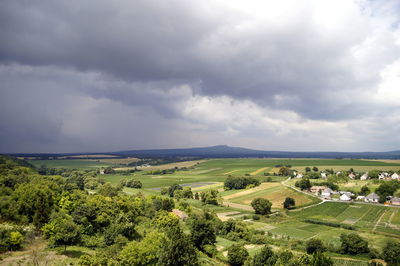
[251,198,272,215]
[224,176,260,190]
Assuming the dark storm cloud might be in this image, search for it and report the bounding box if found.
[2,0,398,120]
[0,0,400,152]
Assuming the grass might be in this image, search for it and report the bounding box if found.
[224,183,318,209]
[29,159,112,169]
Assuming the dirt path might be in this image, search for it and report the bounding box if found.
[374,210,387,231]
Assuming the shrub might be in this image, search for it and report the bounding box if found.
[306,238,326,254]
[228,244,249,266]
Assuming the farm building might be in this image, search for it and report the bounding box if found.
[320,172,327,178]
[321,188,333,199]
[340,194,351,201]
[356,195,365,201]
[365,192,380,203]
[295,173,303,178]
[390,197,400,205]
[348,173,356,179]
[310,186,327,194]
[391,173,400,180]
[360,173,369,180]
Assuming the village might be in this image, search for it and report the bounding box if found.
[292,170,400,206]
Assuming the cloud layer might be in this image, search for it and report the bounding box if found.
[0,0,400,152]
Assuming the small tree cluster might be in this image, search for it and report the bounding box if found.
[224,176,260,190]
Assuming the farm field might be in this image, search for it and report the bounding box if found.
[29,159,112,169]
[223,182,319,209]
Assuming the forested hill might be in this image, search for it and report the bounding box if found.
[115,145,400,159]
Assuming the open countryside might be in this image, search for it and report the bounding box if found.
[2,155,399,265]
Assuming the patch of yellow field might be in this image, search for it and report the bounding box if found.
[363,159,400,164]
[223,183,280,200]
[268,168,281,174]
[192,182,224,191]
[250,167,270,175]
[116,160,207,171]
[241,187,313,208]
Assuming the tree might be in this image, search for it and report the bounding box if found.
[298,178,312,190]
[224,176,260,190]
[168,183,183,197]
[306,238,326,254]
[381,241,400,266]
[252,245,276,266]
[158,226,199,266]
[283,197,295,209]
[305,167,311,172]
[309,252,333,266]
[119,230,166,265]
[251,198,272,215]
[312,167,319,172]
[227,244,249,266]
[188,216,216,250]
[359,185,370,196]
[339,233,369,255]
[278,167,291,176]
[42,212,81,251]
[201,190,219,205]
[98,182,121,197]
[375,181,400,203]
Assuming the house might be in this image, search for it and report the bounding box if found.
[310,186,327,194]
[391,173,400,180]
[321,188,333,199]
[360,173,369,180]
[320,172,327,179]
[390,197,400,206]
[378,173,385,180]
[365,192,380,203]
[356,195,365,201]
[99,169,105,175]
[340,194,352,201]
[296,173,303,179]
[348,173,356,179]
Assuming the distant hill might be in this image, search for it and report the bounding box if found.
[9,145,400,159]
[113,145,400,159]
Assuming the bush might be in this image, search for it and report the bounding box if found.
[227,244,249,266]
[340,233,369,255]
[283,197,295,209]
[306,238,326,254]
[0,226,24,252]
[203,244,217,257]
[252,215,260,220]
[304,219,356,230]
[381,241,400,265]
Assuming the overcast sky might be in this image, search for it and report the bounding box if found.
[1,0,400,153]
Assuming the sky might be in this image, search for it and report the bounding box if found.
[1,0,400,153]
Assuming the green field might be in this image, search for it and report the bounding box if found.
[29,159,112,169]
